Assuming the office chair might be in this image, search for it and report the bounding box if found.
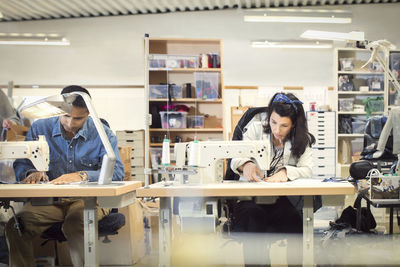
[39,208,125,265]
[40,208,125,246]
[350,115,397,177]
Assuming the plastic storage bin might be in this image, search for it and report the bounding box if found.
[339,58,355,71]
[195,72,219,100]
[369,99,384,112]
[166,55,198,68]
[159,111,187,129]
[338,98,354,111]
[149,84,183,99]
[351,121,366,134]
[149,54,198,69]
[149,54,167,68]
[351,139,364,155]
[187,115,204,128]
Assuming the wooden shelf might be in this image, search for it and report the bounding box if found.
[337,71,384,75]
[338,134,364,138]
[149,98,222,103]
[337,91,384,95]
[149,68,221,72]
[150,143,170,147]
[338,111,384,115]
[150,128,223,132]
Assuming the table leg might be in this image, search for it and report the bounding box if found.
[303,196,314,267]
[159,197,172,267]
[84,197,99,267]
[389,207,393,235]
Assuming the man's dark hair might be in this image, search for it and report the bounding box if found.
[61,85,91,108]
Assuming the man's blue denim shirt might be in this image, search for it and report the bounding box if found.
[13,116,124,182]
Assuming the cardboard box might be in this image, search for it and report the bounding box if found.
[6,125,29,141]
[204,115,222,128]
[118,145,132,181]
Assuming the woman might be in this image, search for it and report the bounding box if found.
[230,92,315,267]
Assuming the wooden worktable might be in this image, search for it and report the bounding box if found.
[136,179,355,197]
[0,181,142,198]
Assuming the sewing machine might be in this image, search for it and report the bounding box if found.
[170,140,271,232]
[173,140,270,184]
[0,135,49,172]
[0,135,50,234]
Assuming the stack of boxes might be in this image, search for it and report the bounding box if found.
[116,130,145,182]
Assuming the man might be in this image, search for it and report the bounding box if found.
[0,90,20,139]
[5,85,124,267]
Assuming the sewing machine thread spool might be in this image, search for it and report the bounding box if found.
[161,138,170,165]
[188,140,199,166]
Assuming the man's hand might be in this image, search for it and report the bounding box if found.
[50,173,82,185]
[263,168,288,183]
[21,172,49,184]
[242,162,262,182]
[2,119,15,130]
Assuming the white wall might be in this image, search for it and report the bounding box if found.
[0,4,399,131]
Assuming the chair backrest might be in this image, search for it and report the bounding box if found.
[362,115,395,159]
[225,106,268,180]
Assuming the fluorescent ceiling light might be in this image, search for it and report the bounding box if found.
[300,30,365,41]
[244,8,352,24]
[0,11,3,19]
[251,40,333,49]
[0,33,70,46]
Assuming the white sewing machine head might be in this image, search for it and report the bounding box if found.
[0,135,50,172]
[174,140,270,184]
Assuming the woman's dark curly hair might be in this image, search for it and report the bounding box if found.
[263,92,315,158]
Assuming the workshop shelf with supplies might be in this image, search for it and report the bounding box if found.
[335,48,388,176]
[145,38,224,183]
[147,38,224,149]
[388,50,400,107]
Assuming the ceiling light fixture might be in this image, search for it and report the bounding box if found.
[244,8,352,24]
[251,40,333,49]
[0,33,70,46]
[300,30,365,41]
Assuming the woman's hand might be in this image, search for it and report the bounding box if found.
[263,168,288,183]
[242,162,262,182]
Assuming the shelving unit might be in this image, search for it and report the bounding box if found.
[335,48,388,176]
[388,50,400,107]
[144,38,224,182]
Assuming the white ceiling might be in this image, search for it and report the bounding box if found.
[0,0,398,22]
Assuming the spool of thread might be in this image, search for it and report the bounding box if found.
[186,83,192,98]
[188,140,199,166]
[161,138,170,165]
[201,54,208,68]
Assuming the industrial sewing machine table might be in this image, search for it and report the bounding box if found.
[0,181,142,267]
[136,179,355,267]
